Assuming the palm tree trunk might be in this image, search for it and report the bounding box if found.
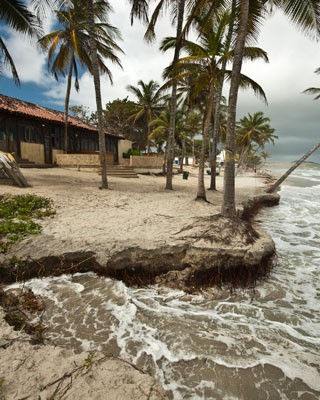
[63,57,73,153]
[179,137,185,173]
[208,126,217,189]
[221,0,249,217]
[266,142,320,193]
[196,80,215,201]
[147,117,151,153]
[86,0,108,189]
[209,0,236,191]
[165,0,185,190]
[208,101,216,190]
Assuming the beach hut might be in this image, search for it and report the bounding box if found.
[0,94,128,166]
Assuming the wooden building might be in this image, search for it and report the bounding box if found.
[0,94,123,165]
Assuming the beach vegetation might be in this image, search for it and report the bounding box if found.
[85,352,96,370]
[122,148,141,158]
[0,194,55,254]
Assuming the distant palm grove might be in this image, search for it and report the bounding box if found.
[1,0,320,217]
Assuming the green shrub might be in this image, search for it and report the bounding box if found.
[122,148,141,158]
[0,194,55,254]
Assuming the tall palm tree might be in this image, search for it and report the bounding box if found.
[0,0,40,84]
[39,1,123,153]
[209,0,236,191]
[130,0,198,190]
[221,0,320,217]
[127,79,166,153]
[33,0,123,189]
[162,13,268,201]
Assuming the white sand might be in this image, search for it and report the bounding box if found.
[0,166,269,399]
[0,167,267,263]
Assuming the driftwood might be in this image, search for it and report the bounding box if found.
[0,151,28,187]
[265,142,320,193]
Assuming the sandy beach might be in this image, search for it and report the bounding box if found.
[0,167,269,263]
[0,166,273,399]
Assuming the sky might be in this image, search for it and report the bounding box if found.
[0,1,320,163]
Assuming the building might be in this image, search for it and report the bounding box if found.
[0,94,129,165]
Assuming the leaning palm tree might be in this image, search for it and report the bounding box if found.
[127,79,166,153]
[266,142,320,193]
[0,0,40,84]
[39,0,123,153]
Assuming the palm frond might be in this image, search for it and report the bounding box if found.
[0,37,20,85]
[302,87,320,99]
[273,0,320,38]
[129,0,150,25]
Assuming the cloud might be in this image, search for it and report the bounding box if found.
[44,0,175,111]
[234,12,320,163]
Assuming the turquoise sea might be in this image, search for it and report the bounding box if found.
[8,163,320,399]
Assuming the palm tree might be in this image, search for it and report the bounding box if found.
[162,13,268,201]
[260,151,270,166]
[0,0,40,84]
[130,0,196,190]
[221,0,320,217]
[149,107,187,157]
[236,111,276,167]
[33,0,123,189]
[127,79,166,153]
[39,1,123,153]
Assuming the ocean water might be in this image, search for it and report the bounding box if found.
[7,163,320,400]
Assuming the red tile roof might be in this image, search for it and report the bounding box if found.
[0,94,118,136]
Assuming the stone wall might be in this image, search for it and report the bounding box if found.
[21,142,44,164]
[55,153,115,167]
[130,155,163,169]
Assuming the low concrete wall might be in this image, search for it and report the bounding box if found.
[118,140,132,165]
[21,142,44,164]
[56,153,115,167]
[52,149,64,164]
[130,155,163,169]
